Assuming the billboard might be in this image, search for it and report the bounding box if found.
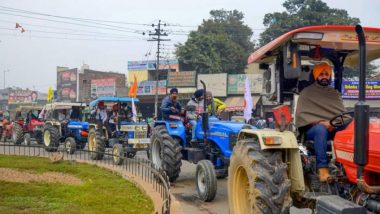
[227,74,263,94]
[57,68,77,102]
[8,90,38,104]
[137,80,167,95]
[342,81,380,99]
[167,71,196,87]
[91,78,116,98]
[197,73,227,97]
[128,59,178,71]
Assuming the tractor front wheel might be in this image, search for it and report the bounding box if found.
[65,137,76,155]
[228,138,292,214]
[196,160,217,202]
[23,133,31,145]
[112,144,124,165]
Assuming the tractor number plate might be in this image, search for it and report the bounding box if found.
[128,138,150,145]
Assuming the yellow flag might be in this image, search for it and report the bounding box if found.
[47,86,53,102]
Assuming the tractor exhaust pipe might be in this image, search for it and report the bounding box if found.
[354,25,380,194]
[200,80,208,144]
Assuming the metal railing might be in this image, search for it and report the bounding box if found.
[0,142,171,214]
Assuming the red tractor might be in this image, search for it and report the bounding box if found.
[228,25,380,213]
[11,106,44,145]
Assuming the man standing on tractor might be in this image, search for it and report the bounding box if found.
[295,63,347,182]
[160,88,181,120]
[186,89,205,144]
[205,91,226,116]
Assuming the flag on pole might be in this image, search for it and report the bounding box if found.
[128,75,137,98]
[243,78,253,123]
[47,86,53,102]
[131,98,137,122]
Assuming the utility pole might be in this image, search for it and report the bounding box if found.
[148,20,170,118]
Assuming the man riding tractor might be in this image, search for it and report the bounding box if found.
[11,106,45,145]
[42,102,89,154]
[228,25,380,213]
[87,96,150,165]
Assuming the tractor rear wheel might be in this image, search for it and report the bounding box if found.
[228,138,292,214]
[196,160,217,202]
[150,125,182,182]
[12,123,24,145]
[88,129,105,160]
[43,124,60,152]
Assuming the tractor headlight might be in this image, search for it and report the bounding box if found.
[135,126,140,131]
[142,126,147,130]
[263,136,282,145]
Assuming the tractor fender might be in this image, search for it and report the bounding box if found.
[154,121,186,145]
[238,129,305,193]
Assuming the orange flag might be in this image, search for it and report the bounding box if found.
[128,75,137,98]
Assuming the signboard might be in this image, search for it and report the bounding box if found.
[57,69,77,102]
[167,71,196,87]
[197,73,227,97]
[137,80,167,95]
[227,74,263,94]
[8,90,38,104]
[91,78,116,98]
[128,59,178,71]
[342,81,380,99]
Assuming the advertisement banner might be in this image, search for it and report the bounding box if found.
[137,80,167,95]
[8,90,38,104]
[342,81,380,99]
[91,78,116,98]
[167,71,196,87]
[57,69,77,102]
[227,74,263,94]
[197,73,227,97]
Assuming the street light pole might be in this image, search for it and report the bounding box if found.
[3,69,9,89]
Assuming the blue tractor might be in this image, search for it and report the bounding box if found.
[150,81,255,202]
[42,102,89,154]
[87,97,150,165]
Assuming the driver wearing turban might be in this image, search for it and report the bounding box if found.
[295,63,348,182]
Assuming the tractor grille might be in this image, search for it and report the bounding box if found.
[135,130,147,139]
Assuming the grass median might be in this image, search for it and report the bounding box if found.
[0,155,154,214]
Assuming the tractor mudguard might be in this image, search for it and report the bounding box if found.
[154,121,186,145]
[238,129,305,193]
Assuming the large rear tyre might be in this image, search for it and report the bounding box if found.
[112,144,124,165]
[150,125,182,182]
[88,129,105,160]
[43,124,60,152]
[12,123,24,145]
[228,138,292,214]
[196,160,217,202]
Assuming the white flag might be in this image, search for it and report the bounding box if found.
[244,78,253,123]
[131,98,137,122]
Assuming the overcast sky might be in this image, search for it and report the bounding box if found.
[0,0,379,92]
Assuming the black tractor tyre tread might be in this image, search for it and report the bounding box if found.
[90,129,105,160]
[151,125,182,182]
[196,160,218,202]
[13,123,24,145]
[43,124,60,152]
[228,138,292,214]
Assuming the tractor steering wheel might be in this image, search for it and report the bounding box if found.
[329,111,354,129]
